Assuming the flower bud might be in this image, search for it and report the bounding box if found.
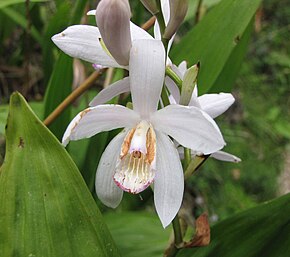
[163,0,188,39]
[180,62,199,106]
[96,0,132,66]
[140,0,159,15]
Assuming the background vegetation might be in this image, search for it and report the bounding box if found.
[0,0,289,256]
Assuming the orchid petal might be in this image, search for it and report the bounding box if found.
[168,94,177,105]
[153,21,161,40]
[130,22,153,41]
[62,105,139,146]
[154,131,184,228]
[130,39,165,118]
[177,61,187,77]
[151,105,225,154]
[179,147,241,163]
[89,77,130,106]
[165,76,180,103]
[198,93,235,118]
[95,131,126,208]
[161,0,170,24]
[193,83,198,97]
[211,151,241,163]
[51,25,122,68]
[171,64,183,78]
[87,10,96,15]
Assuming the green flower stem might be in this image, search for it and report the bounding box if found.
[165,67,182,91]
[161,86,170,107]
[184,148,191,169]
[184,155,210,179]
[172,215,183,246]
[165,215,183,257]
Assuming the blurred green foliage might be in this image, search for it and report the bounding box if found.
[0,0,289,218]
[0,0,289,255]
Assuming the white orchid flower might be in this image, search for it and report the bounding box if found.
[167,61,241,163]
[51,3,153,69]
[62,39,225,227]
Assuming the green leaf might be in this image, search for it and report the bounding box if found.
[0,0,47,9]
[210,19,253,92]
[44,53,73,140]
[177,193,290,257]
[171,0,261,94]
[0,92,121,257]
[105,211,171,257]
[0,101,43,136]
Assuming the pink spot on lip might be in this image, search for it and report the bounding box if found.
[113,177,153,194]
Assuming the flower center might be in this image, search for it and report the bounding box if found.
[114,121,156,194]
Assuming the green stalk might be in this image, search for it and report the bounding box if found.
[184,148,191,169]
[161,87,170,107]
[184,155,210,179]
[165,215,183,257]
[165,67,183,91]
[172,215,183,245]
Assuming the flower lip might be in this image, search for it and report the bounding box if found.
[113,121,156,194]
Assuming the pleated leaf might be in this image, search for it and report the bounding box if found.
[0,92,121,257]
[171,0,261,94]
[211,20,254,93]
[177,193,290,257]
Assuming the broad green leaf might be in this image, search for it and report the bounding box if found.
[171,0,261,94]
[177,193,290,257]
[105,211,171,257]
[210,20,253,92]
[0,92,120,257]
[44,53,73,140]
[0,102,43,136]
[0,0,47,9]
